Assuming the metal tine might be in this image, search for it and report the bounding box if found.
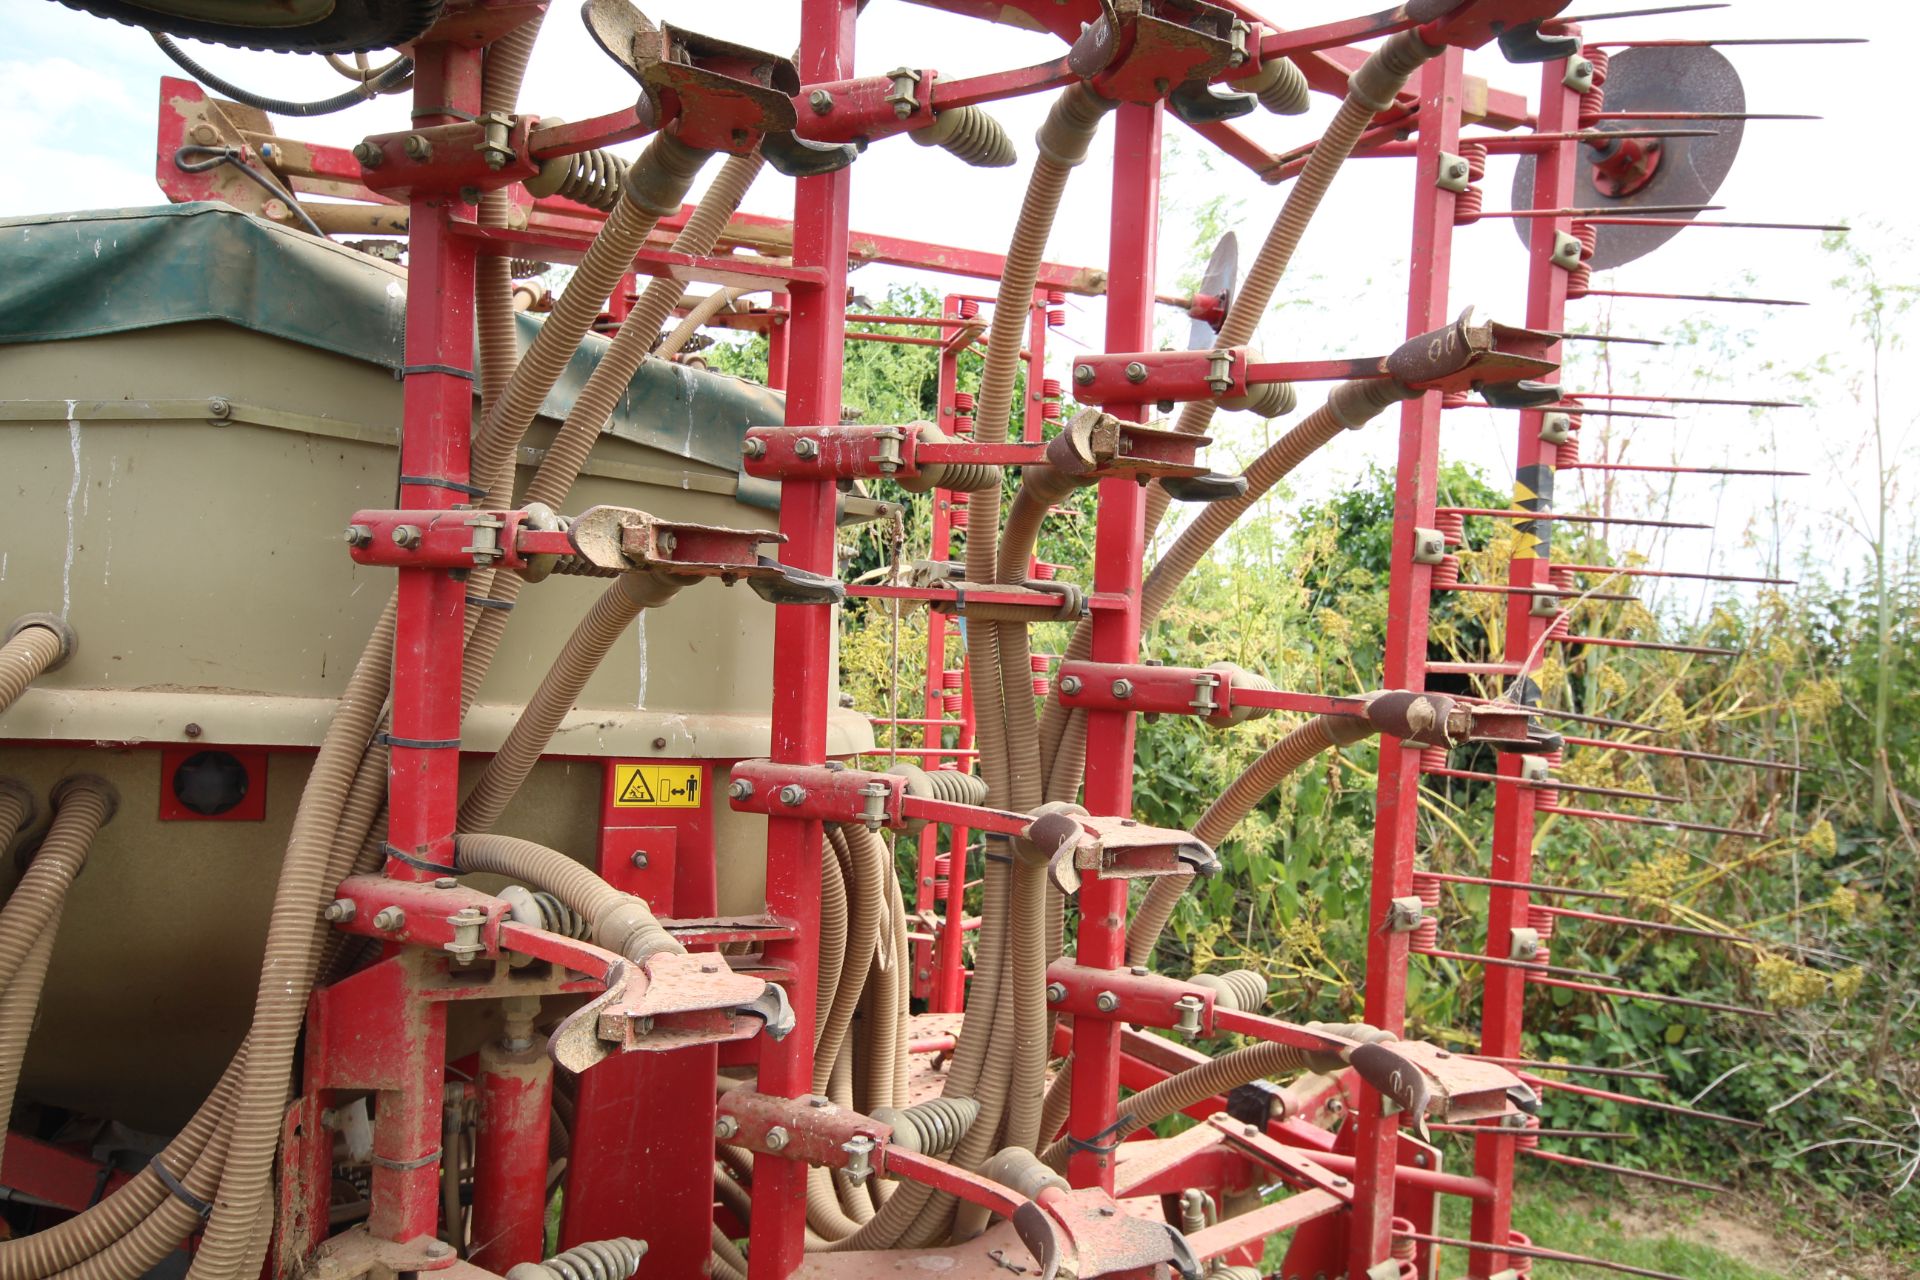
[1551,2,1727,20]
[1525,1073,1767,1128]
[1560,392,1804,408]
[1424,767,1681,804]
[1429,1123,1638,1139]
[1523,1148,1729,1193]
[1537,803,1768,839]
[1549,330,1666,345]
[1555,561,1796,585]
[1478,203,1720,219]
[1414,870,1630,902]
[1452,694,1666,734]
[1433,506,1709,531]
[1525,128,1718,142]
[1421,945,1682,988]
[1554,635,1741,657]
[1580,217,1850,232]
[1576,288,1808,306]
[1457,402,1679,419]
[1465,1055,1667,1083]
[1591,37,1869,48]
[1559,732,1812,773]
[1438,582,1641,603]
[1524,972,1775,1017]
[1397,1229,1698,1280]
[1559,462,1807,477]
[1535,903,1787,952]
[1588,110,1819,122]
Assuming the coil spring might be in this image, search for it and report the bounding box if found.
[1029,560,1059,581]
[1543,610,1572,641]
[1557,431,1582,470]
[1452,141,1488,226]
[1418,743,1450,774]
[873,1097,980,1155]
[1441,386,1472,409]
[1550,565,1578,593]
[1040,376,1063,421]
[1528,904,1555,943]
[1196,968,1269,1012]
[1390,1218,1417,1263]
[527,147,628,212]
[1411,874,1441,952]
[503,887,592,941]
[1209,1268,1262,1280]
[1566,221,1598,298]
[1250,55,1311,115]
[1542,745,1564,769]
[1507,1228,1536,1275]
[508,257,552,279]
[1578,47,1610,128]
[1048,307,1067,327]
[1030,652,1052,698]
[1431,554,1461,590]
[952,390,976,435]
[1042,399,1062,422]
[958,299,980,320]
[513,1237,647,1280]
[1436,509,1466,546]
[942,668,964,714]
[949,505,969,529]
[1533,765,1560,809]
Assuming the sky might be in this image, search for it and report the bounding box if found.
[4,0,1912,605]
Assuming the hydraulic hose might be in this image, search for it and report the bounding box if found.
[0,779,114,1173]
[1128,712,1374,968]
[457,571,691,833]
[0,619,72,717]
[657,288,749,360]
[471,131,716,508]
[151,33,413,117]
[455,834,683,962]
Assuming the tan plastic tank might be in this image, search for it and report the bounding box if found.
[0,204,872,1131]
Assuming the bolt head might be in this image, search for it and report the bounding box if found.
[742,437,767,459]
[809,89,835,114]
[1059,674,1083,695]
[345,524,374,548]
[631,851,649,869]
[778,784,808,807]
[1124,361,1149,384]
[424,1241,452,1259]
[403,134,432,160]
[728,778,754,801]
[1111,678,1134,699]
[323,898,357,923]
[184,722,203,739]
[1073,363,1096,386]
[352,140,384,167]
[373,906,406,931]
[1094,990,1119,1013]
[793,437,821,460]
[715,1115,740,1140]
[764,1125,790,1151]
[392,524,423,549]
[434,876,457,889]
[1046,982,1067,1004]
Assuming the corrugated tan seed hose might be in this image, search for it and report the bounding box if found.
[0,621,71,717]
[0,778,108,992]
[815,828,849,1048]
[475,10,546,427]
[814,825,883,1095]
[457,571,691,833]
[455,834,683,962]
[0,778,114,1173]
[1127,713,1374,968]
[657,288,749,360]
[471,131,716,507]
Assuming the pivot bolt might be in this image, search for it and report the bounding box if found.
[794,437,821,460]
[392,524,423,549]
[778,784,808,807]
[809,89,835,115]
[1073,363,1096,386]
[402,134,433,161]
[764,1125,790,1151]
[352,140,385,168]
[1058,674,1083,695]
[323,898,357,923]
[715,1115,740,1140]
[1045,981,1067,1004]
[1124,361,1149,384]
[373,906,406,931]
[1094,990,1120,1013]
[424,1241,453,1260]
[728,778,754,801]
[344,524,374,548]
[742,437,767,459]
[434,876,457,889]
[1111,678,1134,699]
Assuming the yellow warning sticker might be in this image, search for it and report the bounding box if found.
[612,764,703,808]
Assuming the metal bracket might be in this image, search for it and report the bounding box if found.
[1411,527,1447,565]
[1435,150,1472,194]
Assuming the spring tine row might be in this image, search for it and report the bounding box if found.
[1522,1148,1728,1194]
[1559,733,1812,773]
[1522,1076,1768,1128]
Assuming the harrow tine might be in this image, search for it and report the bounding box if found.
[1430,1123,1638,1139]
[1465,1055,1667,1083]
[1438,582,1641,603]
[1415,870,1630,902]
[1538,804,1769,838]
[1420,946,1682,989]
[1536,903,1756,946]
[1523,1074,1765,1128]
[1433,506,1710,530]
[1522,1148,1729,1193]
[1586,111,1821,122]
[1559,463,1808,477]
[1458,402,1679,418]
[1579,217,1850,232]
[1424,767,1683,805]
[1477,204,1720,219]
[1397,1230,1697,1280]
[1574,288,1808,307]
[1591,37,1869,48]
[1559,392,1805,409]
[1551,2,1728,20]
[1454,695,1667,734]
[1525,974,1775,1017]
[1524,128,1719,142]
[1555,635,1742,657]
[1547,330,1667,346]
[1559,733,1812,773]
[1555,561,1797,585]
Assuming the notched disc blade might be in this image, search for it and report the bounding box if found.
[1186,230,1238,351]
[1513,46,1745,271]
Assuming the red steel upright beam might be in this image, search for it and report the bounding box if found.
[1471,44,1582,1279]
[747,0,856,1272]
[1065,99,1159,1194]
[1350,48,1464,1278]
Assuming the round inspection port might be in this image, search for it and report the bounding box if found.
[170,750,251,817]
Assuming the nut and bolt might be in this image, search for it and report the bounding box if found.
[434,876,457,889]
[764,1125,791,1151]
[808,1095,831,1108]
[1073,363,1096,386]
[793,437,821,460]
[184,723,203,738]
[1111,678,1134,699]
[323,898,357,923]
[1045,981,1067,1004]
[728,778,754,801]
[345,523,374,548]
[208,397,232,419]
[808,89,835,115]
[778,784,808,807]
[1173,994,1204,1036]
[373,906,406,931]
[424,1241,453,1260]
[352,140,385,168]
[742,437,767,459]
[714,1115,740,1140]
[1094,990,1120,1013]
[402,134,433,161]
[189,123,218,145]
[1058,674,1083,695]
[1128,965,1149,977]
[842,1134,876,1179]
[392,524,423,549]
[1124,361,1149,384]
[630,851,649,869]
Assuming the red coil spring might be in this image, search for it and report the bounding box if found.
[942,668,963,713]
[1418,743,1449,774]
[949,505,968,529]
[1411,874,1441,952]
[1551,565,1578,593]
[1048,308,1067,327]
[953,390,975,436]
[1042,399,1062,422]
[1390,1219,1417,1263]
[1040,377,1063,422]
[1566,222,1598,298]
[1029,560,1060,581]
[1046,290,1065,306]
[933,853,952,881]
[1032,677,1048,696]
[1431,554,1461,590]
[1442,386,1471,409]
[1543,610,1571,640]
[958,298,980,319]
[1041,377,1061,399]
[1578,47,1610,128]
[1452,141,1488,227]
[1030,654,1051,673]
[1436,510,1467,546]
[1527,904,1556,941]
[1556,432,1582,470]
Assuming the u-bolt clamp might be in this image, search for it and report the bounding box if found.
[568,505,843,605]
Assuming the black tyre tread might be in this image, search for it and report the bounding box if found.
[53,0,444,53]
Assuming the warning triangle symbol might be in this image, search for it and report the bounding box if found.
[617,770,657,804]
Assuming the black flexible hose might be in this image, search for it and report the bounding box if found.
[173,145,326,236]
[153,32,413,116]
